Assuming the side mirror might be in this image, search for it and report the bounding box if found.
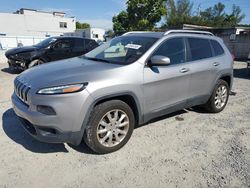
[150,55,171,66]
[48,45,54,50]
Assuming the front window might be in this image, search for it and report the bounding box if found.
[83,36,158,65]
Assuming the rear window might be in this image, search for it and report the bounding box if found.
[188,38,213,61]
[210,40,224,56]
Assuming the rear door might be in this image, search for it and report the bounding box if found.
[186,37,219,105]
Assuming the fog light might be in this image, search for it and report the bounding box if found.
[37,105,56,115]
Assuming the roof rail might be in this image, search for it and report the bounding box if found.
[164,30,214,36]
[122,31,155,36]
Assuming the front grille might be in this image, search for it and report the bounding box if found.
[14,77,31,104]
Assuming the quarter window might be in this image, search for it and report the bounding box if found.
[188,38,212,61]
[153,38,185,65]
[210,40,224,56]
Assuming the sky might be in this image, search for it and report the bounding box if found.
[0,0,249,30]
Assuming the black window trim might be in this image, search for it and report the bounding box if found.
[146,36,188,67]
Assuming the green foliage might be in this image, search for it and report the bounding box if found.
[165,1,245,28]
[113,0,246,33]
[112,0,166,34]
[76,21,90,29]
[164,0,193,28]
[112,11,129,34]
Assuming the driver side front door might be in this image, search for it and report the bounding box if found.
[48,39,73,61]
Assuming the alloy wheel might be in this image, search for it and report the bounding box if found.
[96,109,129,147]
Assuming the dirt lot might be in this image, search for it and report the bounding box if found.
[0,61,249,188]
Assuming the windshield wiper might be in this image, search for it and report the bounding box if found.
[84,57,111,63]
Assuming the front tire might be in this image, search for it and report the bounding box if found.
[28,59,45,68]
[205,79,229,113]
[84,100,135,154]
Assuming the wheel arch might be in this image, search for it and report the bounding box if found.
[75,92,143,146]
[92,92,143,125]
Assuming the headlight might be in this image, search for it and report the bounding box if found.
[37,83,87,95]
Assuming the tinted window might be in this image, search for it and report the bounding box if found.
[85,39,98,50]
[54,40,71,49]
[188,38,212,61]
[73,38,84,51]
[210,40,224,56]
[153,38,185,65]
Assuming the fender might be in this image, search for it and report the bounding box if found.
[73,91,143,145]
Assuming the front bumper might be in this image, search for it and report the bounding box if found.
[8,59,26,70]
[11,90,93,145]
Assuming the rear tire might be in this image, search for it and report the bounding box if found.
[205,79,229,113]
[84,100,135,154]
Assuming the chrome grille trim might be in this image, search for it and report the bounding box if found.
[14,77,31,104]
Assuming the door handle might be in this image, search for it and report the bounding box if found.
[213,62,220,66]
[180,68,189,73]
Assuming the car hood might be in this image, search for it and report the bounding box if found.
[5,46,38,57]
[18,57,124,90]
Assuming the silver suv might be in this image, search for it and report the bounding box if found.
[12,30,233,153]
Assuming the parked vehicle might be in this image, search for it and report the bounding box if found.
[12,30,233,154]
[5,36,99,70]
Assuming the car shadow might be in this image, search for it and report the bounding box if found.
[2,108,96,154]
[2,108,70,153]
[1,67,22,74]
[135,109,188,129]
[234,67,250,80]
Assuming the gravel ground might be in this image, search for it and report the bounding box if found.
[0,61,249,188]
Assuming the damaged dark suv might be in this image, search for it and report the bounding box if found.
[5,36,98,70]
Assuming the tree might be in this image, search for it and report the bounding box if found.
[76,21,90,29]
[164,1,245,28]
[112,0,167,34]
[199,2,226,27]
[164,0,193,28]
[127,0,166,30]
[113,11,129,35]
[224,4,245,27]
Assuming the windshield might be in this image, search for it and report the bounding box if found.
[83,36,158,65]
[34,37,57,47]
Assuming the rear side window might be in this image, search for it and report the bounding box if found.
[188,38,213,61]
[74,38,85,50]
[153,37,185,65]
[210,40,224,56]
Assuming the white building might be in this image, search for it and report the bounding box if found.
[65,28,106,42]
[0,8,76,37]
